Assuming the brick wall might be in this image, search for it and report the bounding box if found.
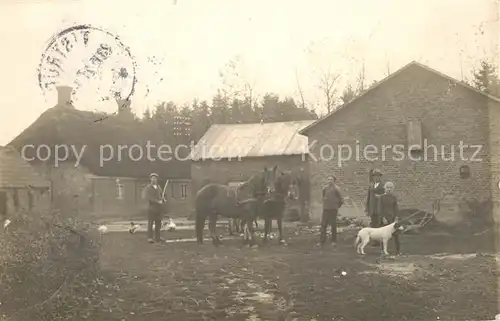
[487,99,500,225]
[304,64,495,224]
[33,162,192,220]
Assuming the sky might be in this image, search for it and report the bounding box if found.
[0,0,498,145]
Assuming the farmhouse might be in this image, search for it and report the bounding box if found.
[299,61,500,225]
[9,86,192,220]
[0,146,50,220]
[190,121,313,204]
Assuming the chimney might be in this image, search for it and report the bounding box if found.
[56,86,74,107]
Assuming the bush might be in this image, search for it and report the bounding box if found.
[0,210,101,321]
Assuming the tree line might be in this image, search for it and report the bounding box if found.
[110,58,498,145]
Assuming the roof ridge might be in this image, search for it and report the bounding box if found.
[299,60,500,134]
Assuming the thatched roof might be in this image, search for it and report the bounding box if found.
[0,146,49,188]
[9,106,190,179]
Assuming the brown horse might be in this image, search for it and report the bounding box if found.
[261,166,297,245]
[195,168,275,246]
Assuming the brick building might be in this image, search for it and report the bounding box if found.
[9,86,192,220]
[0,146,51,220]
[300,61,500,225]
[190,121,313,214]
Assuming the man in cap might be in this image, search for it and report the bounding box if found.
[144,173,164,243]
[320,174,344,246]
[365,168,385,229]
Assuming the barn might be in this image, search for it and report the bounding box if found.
[190,121,314,218]
[299,61,500,228]
[0,146,51,221]
[8,86,192,221]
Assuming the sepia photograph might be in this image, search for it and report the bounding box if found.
[0,0,499,320]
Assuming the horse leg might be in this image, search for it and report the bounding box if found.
[277,216,286,245]
[228,218,234,235]
[240,219,245,235]
[209,214,221,246]
[263,218,271,243]
[248,220,256,247]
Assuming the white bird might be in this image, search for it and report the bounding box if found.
[97,225,108,234]
[3,219,11,229]
[129,222,140,234]
[165,218,176,231]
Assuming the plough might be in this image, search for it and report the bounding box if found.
[401,199,441,232]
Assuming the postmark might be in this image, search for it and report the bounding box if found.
[37,24,137,106]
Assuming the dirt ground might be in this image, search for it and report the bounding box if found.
[90,225,498,321]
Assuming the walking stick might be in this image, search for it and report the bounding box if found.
[162,180,170,202]
[158,180,170,229]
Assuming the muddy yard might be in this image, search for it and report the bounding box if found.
[91,226,498,321]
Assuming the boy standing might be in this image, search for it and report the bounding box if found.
[144,173,164,243]
[320,175,344,246]
[378,181,401,255]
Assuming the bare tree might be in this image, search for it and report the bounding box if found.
[356,62,366,94]
[340,84,356,105]
[318,68,340,114]
[385,58,391,77]
[219,56,258,107]
[294,68,306,109]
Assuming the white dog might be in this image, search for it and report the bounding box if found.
[355,219,405,255]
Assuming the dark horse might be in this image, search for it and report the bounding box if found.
[262,167,296,245]
[195,168,275,246]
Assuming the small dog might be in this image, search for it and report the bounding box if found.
[355,219,405,255]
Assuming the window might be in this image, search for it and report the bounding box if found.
[406,120,423,151]
[116,178,124,200]
[0,191,7,218]
[140,184,148,199]
[181,184,188,199]
[28,189,34,210]
[459,165,470,179]
[13,190,19,210]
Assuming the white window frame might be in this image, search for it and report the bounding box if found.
[116,178,124,200]
[181,183,188,199]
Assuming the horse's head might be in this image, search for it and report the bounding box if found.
[267,166,296,199]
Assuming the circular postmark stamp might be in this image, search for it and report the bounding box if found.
[38,24,137,105]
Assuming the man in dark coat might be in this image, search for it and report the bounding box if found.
[365,168,385,228]
[320,175,344,246]
[144,173,164,243]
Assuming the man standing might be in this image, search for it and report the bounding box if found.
[144,173,164,243]
[320,175,344,246]
[296,167,310,222]
[365,168,385,228]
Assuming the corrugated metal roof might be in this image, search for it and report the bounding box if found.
[190,120,314,160]
[0,146,50,188]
